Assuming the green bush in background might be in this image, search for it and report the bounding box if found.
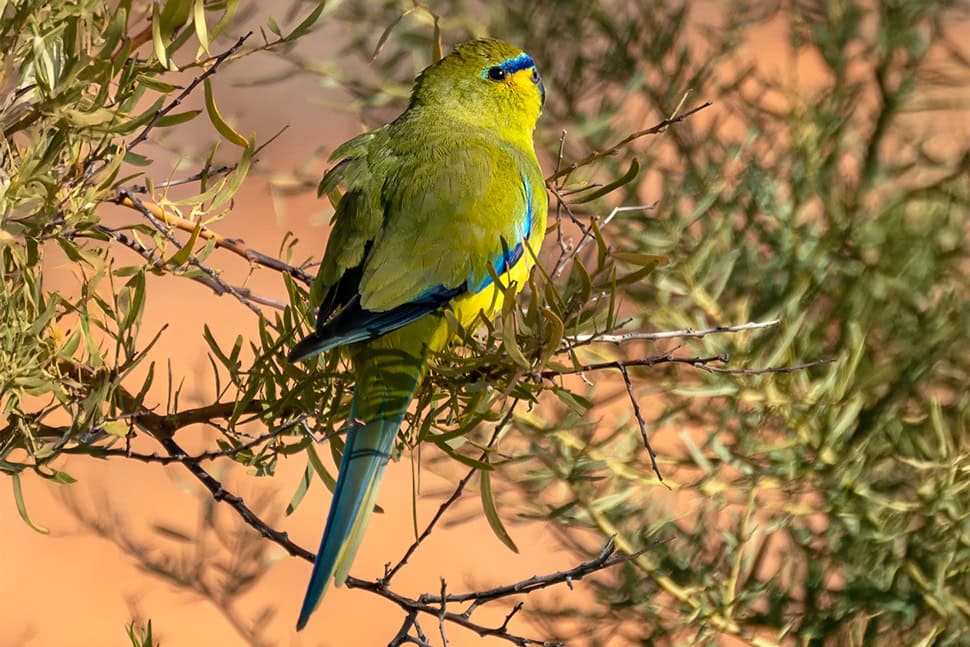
[333,2,970,644]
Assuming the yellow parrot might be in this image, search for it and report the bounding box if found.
[289,38,547,630]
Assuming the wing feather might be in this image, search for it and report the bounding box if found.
[292,128,542,361]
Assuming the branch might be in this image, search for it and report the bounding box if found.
[542,353,833,378]
[158,436,315,560]
[123,164,237,194]
[382,403,519,585]
[152,417,618,646]
[614,362,662,481]
[427,537,626,606]
[567,319,782,345]
[125,32,253,154]
[117,190,273,323]
[546,101,713,183]
[111,195,313,285]
[64,415,303,465]
[91,224,289,309]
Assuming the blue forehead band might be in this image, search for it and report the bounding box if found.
[481,53,536,77]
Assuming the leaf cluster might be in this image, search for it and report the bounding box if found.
[325,0,970,644]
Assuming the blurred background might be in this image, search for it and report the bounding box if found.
[2,1,969,646]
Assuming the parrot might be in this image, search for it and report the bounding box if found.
[288,38,548,630]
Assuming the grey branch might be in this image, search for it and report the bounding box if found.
[568,319,782,345]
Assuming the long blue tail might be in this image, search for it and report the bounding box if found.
[296,374,419,630]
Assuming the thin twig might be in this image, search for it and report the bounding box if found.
[429,537,625,605]
[382,403,519,584]
[119,189,273,323]
[156,432,600,645]
[123,165,237,194]
[546,102,713,183]
[438,578,450,647]
[390,611,433,647]
[112,195,312,285]
[91,224,289,309]
[568,203,656,263]
[568,319,782,345]
[125,33,253,154]
[66,417,306,465]
[159,436,315,560]
[615,362,662,481]
[542,353,833,378]
[698,358,835,375]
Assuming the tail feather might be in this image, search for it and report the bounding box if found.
[295,374,419,630]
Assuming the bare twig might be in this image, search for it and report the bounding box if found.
[112,194,313,285]
[65,416,306,465]
[118,189,273,323]
[123,164,237,194]
[91,224,289,309]
[697,358,834,375]
[438,578,450,647]
[615,362,662,481]
[430,537,625,606]
[569,204,656,264]
[153,425,617,645]
[568,319,782,346]
[546,102,714,183]
[542,353,833,378]
[390,611,433,647]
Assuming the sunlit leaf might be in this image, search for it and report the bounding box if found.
[480,470,518,553]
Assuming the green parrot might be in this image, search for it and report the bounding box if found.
[289,38,548,630]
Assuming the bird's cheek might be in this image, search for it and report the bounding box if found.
[512,73,544,110]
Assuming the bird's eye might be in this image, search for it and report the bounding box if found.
[486,66,506,81]
[531,68,540,83]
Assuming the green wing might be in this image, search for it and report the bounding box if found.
[291,128,540,361]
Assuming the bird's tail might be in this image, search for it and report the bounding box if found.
[296,346,424,630]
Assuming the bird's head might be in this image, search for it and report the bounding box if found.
[410,38,545,144]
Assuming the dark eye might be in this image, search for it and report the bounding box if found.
[486,66,506,81]
[531,68,540,83]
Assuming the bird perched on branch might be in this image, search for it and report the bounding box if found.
[289,38,548,630]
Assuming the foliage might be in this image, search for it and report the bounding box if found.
[328,0,970,644]
[2,0,969,645]
[126,619,159,647]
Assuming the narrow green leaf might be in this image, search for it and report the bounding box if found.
[570,158,640,204]
[123,151,152,167]
[155,109,201,128]
[501,309,530,369]
[285,460,313,515]
[151,1,171,70]
[136,74,179,93]
[481,470,518,553]
[165,219,203,266]
[306,443,337,491]
[285,0,327,42]
[203,78,249,147]
[539,307,565,363]
[266,15,282,37]
[433,438,495,471]
[11,474,49,534]
[192,0,210,53]
[121,270,146,331]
